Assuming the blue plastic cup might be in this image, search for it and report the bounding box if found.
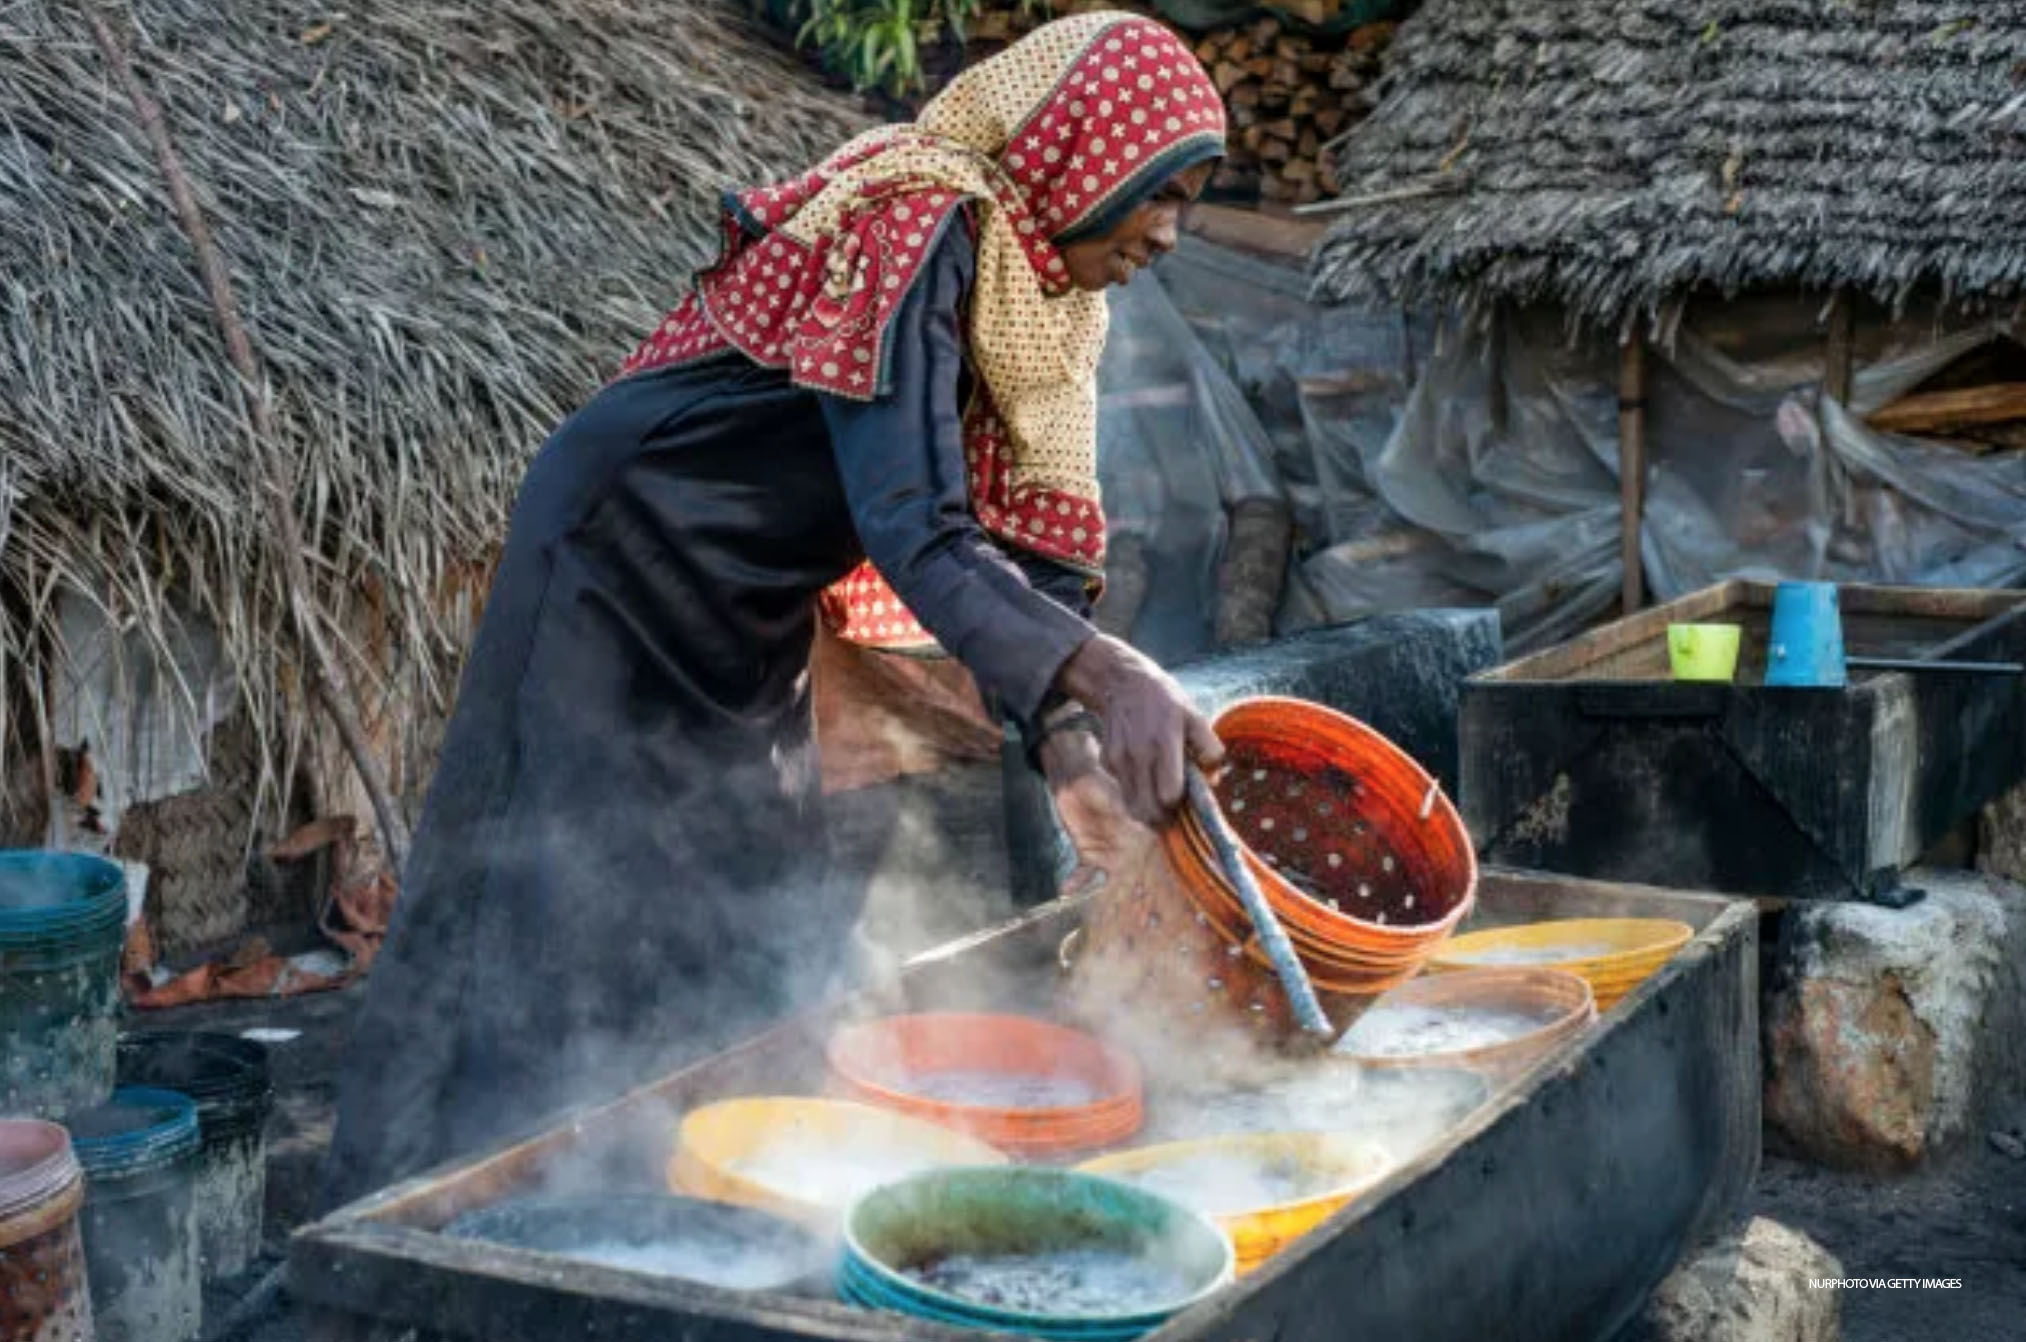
[1764,582,1847,688]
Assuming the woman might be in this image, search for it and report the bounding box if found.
[321,11,1227,1209]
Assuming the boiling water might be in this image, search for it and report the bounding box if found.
[729,1145,946,1206]
[907,1249,1195,1314]
[561,1238,805,1290]
[900,1070,1102,1108]
[1114,1153,1333,1215]
[1335,1005,1549,1058]
[1150,1068,1485,1167]
[1448,942,1616,966]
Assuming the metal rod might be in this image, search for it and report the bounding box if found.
[1618,338,1648,614]
[1846,657,2025,676]
[1185,767,1335,1039]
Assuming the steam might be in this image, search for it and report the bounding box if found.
[1108,1149,1336,1216]
[352,689,1499,1302]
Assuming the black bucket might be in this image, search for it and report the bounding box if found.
[69,1087,202,1342]
[117,1032,273,1283]
[444,1194,835,1295]
[0,850,128,1119]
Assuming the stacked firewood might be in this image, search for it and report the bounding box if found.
[1194,19,1395,205]
[966,7,1397,208]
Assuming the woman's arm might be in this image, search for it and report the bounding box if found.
[817,225,1093,724]
[819,224,1219,820]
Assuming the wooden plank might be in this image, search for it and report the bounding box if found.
[1473,703,1862,899]
[1484,583,2026,685]
[1721,684,1882,893]
[1181,201,1327,262]
[1895,600,2026,870]
[1466,581,2026,899]
[1866,381,2026,435]
[1478,582,1745,683]
[1468,867,1735,932]
[1834,583,2026,621]
[1618,338,1648,615]
[1823,289,1854,406]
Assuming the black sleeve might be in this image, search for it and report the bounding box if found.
[819,224,1097,725]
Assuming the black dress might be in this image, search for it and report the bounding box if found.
[321,226,1095,1209]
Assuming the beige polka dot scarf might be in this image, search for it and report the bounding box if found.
[621,12,1224,650]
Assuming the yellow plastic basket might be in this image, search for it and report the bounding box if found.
[670,1097,1008,1227]
[1078,1131,1392,1274]
[1428,917,1693,1010]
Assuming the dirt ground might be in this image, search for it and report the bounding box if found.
[1749,1120,2026,1342]
[151,985,2026,1342]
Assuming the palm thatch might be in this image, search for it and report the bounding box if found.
[1,0,869,825]
[1310,0,2026,327]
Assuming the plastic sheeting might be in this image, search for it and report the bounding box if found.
[1643,295,2026,600]
[1096,266,1281,664]
[1137,238,2026,654]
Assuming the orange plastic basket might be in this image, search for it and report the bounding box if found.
[826,1013,1144,1158]
[1161,697,1478,997]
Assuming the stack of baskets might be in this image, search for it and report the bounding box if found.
[825,1014,1144,1158]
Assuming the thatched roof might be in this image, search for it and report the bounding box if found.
[1,0,867,801]
[1310,0,2026,327]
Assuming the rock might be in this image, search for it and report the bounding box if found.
[1978,780,2026,886]
[1641,1217,1841,1342]
[1991,1130,2026,1161]
[1764,870,2026,1171]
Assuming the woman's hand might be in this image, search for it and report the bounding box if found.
[1052,634,1223,823]
[1040,729,1155,899]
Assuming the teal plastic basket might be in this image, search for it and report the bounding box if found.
[840,1166,1233,1339]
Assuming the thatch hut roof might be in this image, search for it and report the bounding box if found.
[1,0,867,801]
[1310,0,2026,327]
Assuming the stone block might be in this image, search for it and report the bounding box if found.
[1639,1217,1842,1342]
[1764,870,2026,1171]
[1977,780,2026,887]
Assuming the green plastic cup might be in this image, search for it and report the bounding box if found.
[1668,624,1742,683]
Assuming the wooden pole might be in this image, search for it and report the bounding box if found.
[1618,336,1647,615]
[1824,290,1855,405]
[85,9,410,873]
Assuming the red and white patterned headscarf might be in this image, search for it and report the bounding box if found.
[621,11,1224,651]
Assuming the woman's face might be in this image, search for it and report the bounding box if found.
[1060,162,1215,292]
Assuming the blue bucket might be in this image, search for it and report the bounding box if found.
[0,850,129,1118]
[70,1088,203,1342]
[1764,581,1847,688]
[840,1167,1233,1340]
